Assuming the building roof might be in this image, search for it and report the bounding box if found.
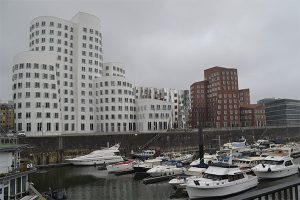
[204,66,237,71]
[240,104,264,109]
[0,144,29,152]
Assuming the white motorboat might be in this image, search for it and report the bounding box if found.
[146,162,186,177]
[233,157,264,170]
[190,153,218,167]
[172,154,194,164]
[106,160,134,174]
[65,144,123,166]
[186,163,258,199]
[132,149,156,159]
[133,158,162,173]
[251,156,300,179]
[169,167,206,190]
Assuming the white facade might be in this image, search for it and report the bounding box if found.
[13,12,103,135]
[12,52,61,136]
[134,87,191,129]
[12,12,190,135]
[95,63,136,133]
[136,99,173,132]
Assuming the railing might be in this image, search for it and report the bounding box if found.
[224,178,300,200]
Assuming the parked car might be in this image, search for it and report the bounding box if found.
[17,132,26,137]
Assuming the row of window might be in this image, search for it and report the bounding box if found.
[13,82,56,90]
[104,65,125,74]
[98,105,135,112]
[96,97,135,104]
[96,81,132,88]
[13,72,55,81]
[136,113,170,119]
[15,112,59,119]
[98,114,136,120]
[99,122,136,132]
[13,92,58,99]
[96,89,133,96]
[82,27,102,38]
[14,102,59,109]
[30,21,74,32]
[16,122,94,132]
[30,30,74,40]
[13,63,54,71]
[82,35,102,44]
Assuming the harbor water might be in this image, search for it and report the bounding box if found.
[29,157,300,200]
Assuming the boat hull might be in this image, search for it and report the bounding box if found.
[133,166,151,173]
[186,176,258,199]
[253,166,299,179]
[147,168,185,177]
[66,156,124,166]
[107,162,134,173]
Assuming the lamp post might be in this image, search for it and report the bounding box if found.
[42,104,45,136]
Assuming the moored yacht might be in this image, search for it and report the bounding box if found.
[65,144,123,166]
[106,160,134,174]
[133,158,162,173]
[132,149,156,160]
[251,156,300,179]
[172,154,194,164]
[233,157,264,170]
[186,163,258,199]
[146,161,186,177]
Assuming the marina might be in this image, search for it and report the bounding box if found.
[29,157,300,200]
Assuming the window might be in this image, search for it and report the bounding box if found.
[47,123,51,131]
[37,123,42,131]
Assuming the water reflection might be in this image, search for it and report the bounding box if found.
[30,166,174,200]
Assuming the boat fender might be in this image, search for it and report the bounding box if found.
[298,167,300,173]
[268,168,271,172]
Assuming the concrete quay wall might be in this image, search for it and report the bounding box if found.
[19,126,300,165]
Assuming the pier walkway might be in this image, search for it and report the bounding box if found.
[224,178,300,200]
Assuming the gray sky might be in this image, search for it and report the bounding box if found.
[1,0,299,103]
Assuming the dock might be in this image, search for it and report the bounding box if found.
[143,174,177,184]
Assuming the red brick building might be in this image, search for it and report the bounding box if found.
[240,104,266,127]
[190,66,263,128]
[190,81,208,127]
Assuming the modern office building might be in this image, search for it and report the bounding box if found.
[190,66,262,128]
[264,99,300,126]
[240,104,266,127]
[0,101,14,132]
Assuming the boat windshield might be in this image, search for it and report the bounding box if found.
[262,160,284,165]
[202,173,227,181]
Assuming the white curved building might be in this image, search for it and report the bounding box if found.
[12,12,189,136]
[12,51,61,135]
[136,99,173,132]
[95,63,136,133]
[13,12,103,135]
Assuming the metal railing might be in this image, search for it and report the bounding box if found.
[224,178,300,200]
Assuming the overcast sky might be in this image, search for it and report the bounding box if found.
[1,0,299,103]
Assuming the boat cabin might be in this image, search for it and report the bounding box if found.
[262,156,294,166]
[0,144,36,200]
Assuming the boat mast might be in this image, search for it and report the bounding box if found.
[198,107,204,164]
